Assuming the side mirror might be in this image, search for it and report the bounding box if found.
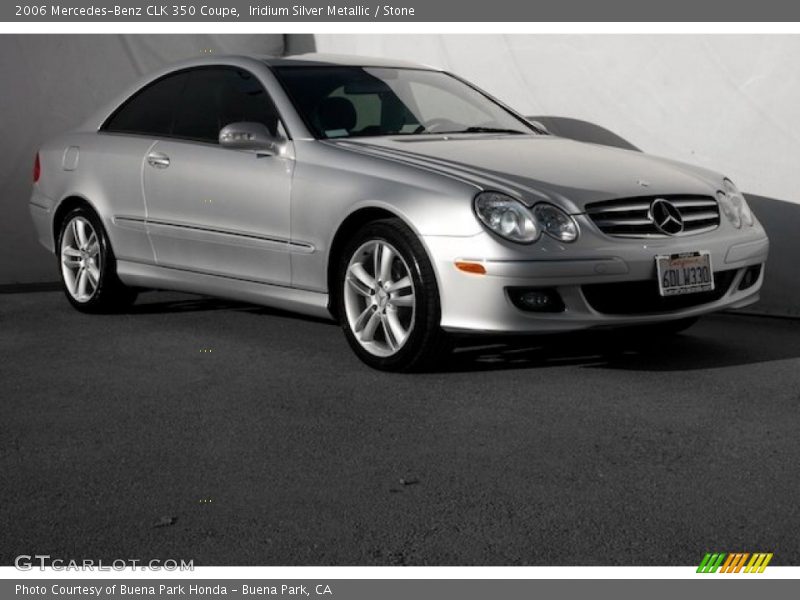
[219,121,286,155]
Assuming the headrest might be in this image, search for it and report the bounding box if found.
[317,96,357,133]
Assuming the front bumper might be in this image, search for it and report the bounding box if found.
[423,216,769,334]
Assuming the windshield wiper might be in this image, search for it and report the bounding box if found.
[436,126,528,135]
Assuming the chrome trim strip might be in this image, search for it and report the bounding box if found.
[113,215,315,253]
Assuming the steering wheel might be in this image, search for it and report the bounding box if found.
[413,118,462,134]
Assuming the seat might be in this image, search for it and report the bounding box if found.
[316,96,357,134]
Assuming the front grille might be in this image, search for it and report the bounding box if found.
[582,270,736,315]
[585,195,720,238]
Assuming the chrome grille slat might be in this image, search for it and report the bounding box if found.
[585,195,720,238]
[670,200,718,208]
[682,211,719,222]
[586,203,651,214]
[593,218,652,227]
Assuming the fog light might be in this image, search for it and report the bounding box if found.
[738,264,762,291]
[507,287,565,313]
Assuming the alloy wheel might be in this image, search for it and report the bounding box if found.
[343,240,416,357]
[60,216,101,303]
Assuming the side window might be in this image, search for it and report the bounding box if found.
[172,68,281,143]
[103,72,188,136]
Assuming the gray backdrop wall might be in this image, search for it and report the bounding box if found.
[0,34,314,286]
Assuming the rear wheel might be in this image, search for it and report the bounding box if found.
[336,218,450,371]
[57,207,137,313]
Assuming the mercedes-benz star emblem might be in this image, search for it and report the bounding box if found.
[637,179,650,187]
[649,198,684,235]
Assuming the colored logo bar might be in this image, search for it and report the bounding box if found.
[697,552,773,573]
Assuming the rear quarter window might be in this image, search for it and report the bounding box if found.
[102,72,189,136]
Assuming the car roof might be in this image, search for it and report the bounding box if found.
[260,53,441,70]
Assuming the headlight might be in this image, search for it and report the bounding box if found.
[717,179,754,228]
[474,192,540,243]
[533,203,579,242]
[474,192,579,244]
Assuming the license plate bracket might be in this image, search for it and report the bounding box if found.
[655,251,714,297]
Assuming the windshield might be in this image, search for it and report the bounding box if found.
[273,66,537,139]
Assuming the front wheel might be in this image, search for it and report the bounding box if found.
[336,218,450,371]
[58,207,137,313]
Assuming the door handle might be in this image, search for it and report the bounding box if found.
[147,152,170,169]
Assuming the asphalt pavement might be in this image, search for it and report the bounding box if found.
[1,290,798,566]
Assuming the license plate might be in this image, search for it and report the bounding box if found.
[656,252,714,297]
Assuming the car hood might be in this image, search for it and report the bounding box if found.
[335,135,723,213]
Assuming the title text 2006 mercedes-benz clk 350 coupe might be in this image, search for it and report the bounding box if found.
[30,54,769,370]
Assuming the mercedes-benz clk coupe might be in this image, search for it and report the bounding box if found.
[30,54,769,370]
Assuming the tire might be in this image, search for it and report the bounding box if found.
[335,218,450,371]
[57,206,137,313]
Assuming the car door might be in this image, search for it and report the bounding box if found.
[100,70,191,265]
[142,66,293,286]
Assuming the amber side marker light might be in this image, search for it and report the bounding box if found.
[455,261,487,275]
[33,152,41,183]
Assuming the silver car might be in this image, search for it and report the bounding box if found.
[30,53,769,371]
